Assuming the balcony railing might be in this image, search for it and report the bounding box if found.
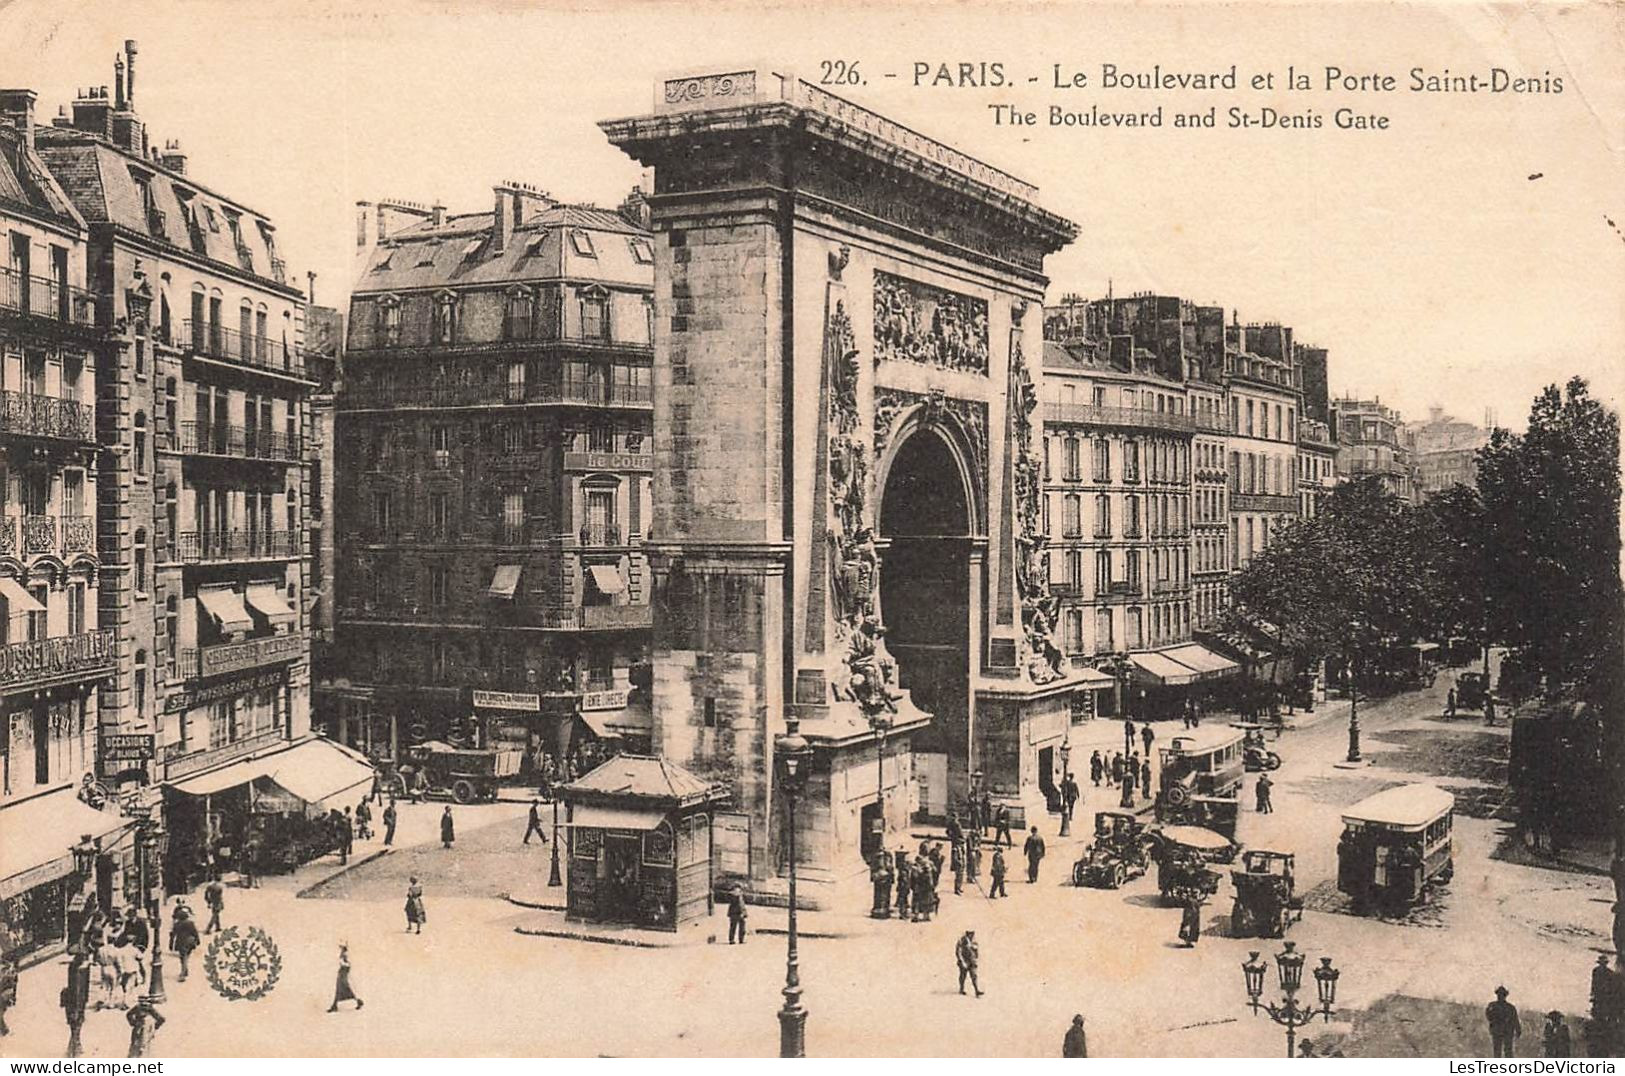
[1151,579,1189,594]
[163,728,286,780]
[0,267,101,329]
[172,420,301,461]
[60,515,94,555]
[172,529,297,563]
[0,389,96,443]
[1229,492,1299,513]
[0,514,93,559]
[579,523,624,547]
[178,631,306,681]
[0,628,115,689]
[180,319,303,377]
[342,376,653,411]
[1044,402,1198,434]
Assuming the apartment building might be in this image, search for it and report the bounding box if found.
[1224,322,1302,568]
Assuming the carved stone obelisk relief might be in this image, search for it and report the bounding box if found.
[603,69,1078,898]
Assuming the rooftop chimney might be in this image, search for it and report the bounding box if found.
[430,202,446,227]
[0,90,38,151]
[307,271,318,305]
[492,186,512,254]
[114,54,126,110]
[124,40,138,107]
[158,138,187,174]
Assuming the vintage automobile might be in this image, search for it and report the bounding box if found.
[1155,725,1246,837]
[1231,722,1283,772]
[1072,810,1155,889]
[393,740,523,803]
[1153,824,1235,905]
[1230,849,1303,938]
[1454,671,1490,712]
[1337,783,1455,910]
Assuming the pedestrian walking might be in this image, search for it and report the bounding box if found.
[1484,695,1498,727]
[951,838,965,895]
[980,792,994,836]
[1141,724,1154,757]
[369,770,383,805]
[523,799,548,845]
[989,847,1008,898]
[1178,899,1203,947]
[955,929,983,997]
[1062,773,1080,821]
[995,804,1014,848]
[356,798,373,840]
[1023,826,1046,883]
[1121,759,1138,802]
[440,806,455,849]
[240,832,259,888]
[966,796,983,837]
[1062,1014,1088,1058]
[1445,686,1457,718]
[1089,750,1103,787]
[1140,757,1152,801]
[114,935,143,1003]
[871,853,894,917]
[1542,1011,1571,1057]
[125,995,165,1057]
[382,799,398,846]
[1256,773,1274,814]
[404,877,426,933]
[928,842,945,890]
[62,949,91,1057]
[1123,717,1135,754]
[946,810,963,847]
[0,951,16,1037]
[342,807,356,859]
[727,886,748,944]
[895,851,912,919]
[1110,752,1124,787]
[912,858,935,921]
[94,940,120,1010]
[1486,986,1521,1057]
[203,877,225,934]
[169,903,200,982]
[327,944,364,1012]
[967,829,982,883]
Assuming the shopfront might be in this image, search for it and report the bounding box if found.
[0,786,132,966]
[562,755,723,932]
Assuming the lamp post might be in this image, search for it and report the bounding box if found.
[871,713,891,852]
[1345,658,1361,764]
[1058,738,1073,837]
[547,797,562,887]
[1241,942,1339,1058]
[140,817,168,1003]
[776,715,812,1058]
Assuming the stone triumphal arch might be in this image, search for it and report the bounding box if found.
[603,69,1080,900]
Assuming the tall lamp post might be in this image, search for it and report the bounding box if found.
[547,797,562,887]
[1058,738,1073,837]
[1241,942,1340,1058]
[139,816,168,1003]
[776,716,812,1058]
[870,713,891,854]
[1345,658,1361,764]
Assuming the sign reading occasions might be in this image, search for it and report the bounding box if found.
[101,733,155,761]
[471,690,541,712]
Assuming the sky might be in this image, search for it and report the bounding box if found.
[2,0,1620,430]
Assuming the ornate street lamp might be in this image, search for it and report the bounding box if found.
[776,716,813,1058]
[1345,658,1361,763]
[547,796,562,887]
[870,712,891,850]
[1058,737,1073,837]
[1240,942,1339,1058]
[141,818,168,1003]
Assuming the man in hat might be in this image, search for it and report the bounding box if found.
[995,804,1014,849]
[1141,756,1153,802]
[523,799,548,845]
[727,885,748,944]
[1089,750,1103,787]
[950,836,965,896]
[1256,772,1274,814]
[1591,953,1618,1025]
[989,846,1009,898]
[870,852,894,918]
[203,876,225,934]
[1023,826,1046,883]
[1062,772,1081,823]
[955,929,982,997]
[1062,1014,1088,1058]
[1486,985,1522,1057]
[169,901,200,982]
[62,949,91,1057]
[1141,723,1155,758]
[382,798,398,847]
[895,851,912,920]
[125,994,165,1057]
[1542,1011,1571,1057]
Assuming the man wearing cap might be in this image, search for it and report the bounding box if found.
[955,929,982,997]
[1486,985,1522,1057]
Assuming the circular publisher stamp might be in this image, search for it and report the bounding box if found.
[204,925,282,1001]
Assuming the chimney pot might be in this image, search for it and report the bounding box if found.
[0,90,38,151]
[124,40,138,106]
[492,187,512,253]
[430,202,446,227]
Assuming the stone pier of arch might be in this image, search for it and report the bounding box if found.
[601,69,1084,905]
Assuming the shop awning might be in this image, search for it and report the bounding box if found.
[586,564,625,595]
[579,701,652,739]
[245,583,297,626]
[0,576,45,614]
[1130,650,1200,686]
[198,587,253,634]
[0,788,131,897]
[489,564,522,600]
[171,749,286,797]
[1161,643,1240,680]
[568,804,666,830]
[263,739,376,807]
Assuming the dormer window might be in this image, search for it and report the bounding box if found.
[570,230,597,258]
[461,238,483,261]
[628,237,654,265]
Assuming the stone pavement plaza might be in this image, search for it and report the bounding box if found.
[4,676,1612,1057]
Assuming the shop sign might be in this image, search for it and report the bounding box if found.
[101,733,155,762]
[471,690,541,712]
[580,689,629,712]
[563,451,653,473]
[166,669,288,714]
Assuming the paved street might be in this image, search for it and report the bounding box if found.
[5,673,1611,1058]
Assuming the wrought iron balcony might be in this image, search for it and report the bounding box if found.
[1230,492,1300,513]
[60,515,94,555]
[171,529,297,563]
[0,389,96,444]
[172,420,301,461]
[0,628,115,690]
[0,267,101,330]
[180,319,303,377]
[341,374,653,411]
[178,631,306,681]
[1044,402,1199,434]
[579,523,624,547]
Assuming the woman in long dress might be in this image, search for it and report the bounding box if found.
[327,945,362,1012]
[404,878,425,934]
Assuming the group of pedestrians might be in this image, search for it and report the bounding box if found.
[55,898,184,1057]
[1088,749,1153,802]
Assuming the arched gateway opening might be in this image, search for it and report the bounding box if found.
[878,424,976,826]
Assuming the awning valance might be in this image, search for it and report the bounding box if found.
[489,564,522,600]
[245,583,296,626]
[1161,643,1240,680]
[0,576,44,614]
[1130,650,1200,686]
[265,739,376,807]
[579,701,652,739]
[0,788,131,897]
[586,564,625,595]
[198,588,253,634]
[568,804,666,830]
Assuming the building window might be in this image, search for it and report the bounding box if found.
[133,649,148,721]
[580,289,609,341]
[1065,609,1083,653]
[68,582,86,635]
[1126,608,1143,650]
[1065,549,1082,589]
[1094,608,1113,654]
[1092,439,1110,483]
[134,528,148,595]
[433,293,457,344]
[133,412,148,477]
[1123,440,1139,482]
[1124,495,1141,538]
[373,491,392,535]
[1125,550,1142,590]
[1063,437,1080,482]
[1092,494,1111,538]
[429,564,450,608]
[570,230,597,258]
[166,595,177,672]
[1063,495,1082,538]
[628,237,653,264]
[429,492,451,536]
[1246,400,1255,437]
[1095,549,1112,592]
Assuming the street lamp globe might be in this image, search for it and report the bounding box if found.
[1242,951,1267,1011]
[1275,941,1306,994]
[1313,957,1340,1013]
[71,834,97,877]
[778,731,811,788]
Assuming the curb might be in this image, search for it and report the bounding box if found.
[295,848,392,898]
[513,924,716,948]
[503,893,569,912]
